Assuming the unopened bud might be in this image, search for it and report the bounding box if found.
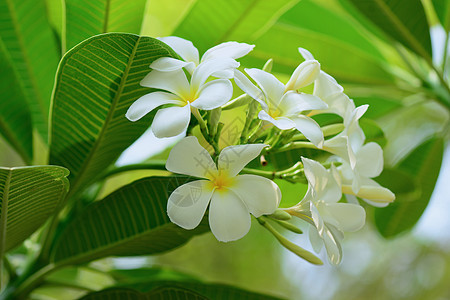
[270,209,292,220]
[285,60,320,91]
[275,219,303,234]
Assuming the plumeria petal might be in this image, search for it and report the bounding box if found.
[343,178,395,204]
[245,68,285,108]
[150,57,195,72]
[209,190,251,242]
[234,70,267,109]
[285,60,320,91]
[313,71,343,99]
[290,115,324,147]
[158,36,199,65]
[202,42,254,62]
[324,203,366,232]
[125,92,183,121]
[211,69,235,79]
[191,58,239,91]
[218,144,267,176]
[309,225,324,253]
[323,224,343,265]
[167,180,213,229]
[258,110,295,130]
[230,175,280,217]
[152,104,191,138]
[166,136,217,179]
[323,137,357,169]
[302,157,328,193]
[310,92,352,118]
[298,47,315,60]
[190,79,233,110]
[355,142,383,178]
[278,92,327,116]
[140,69,190,98]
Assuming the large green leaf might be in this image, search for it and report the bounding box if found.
[433,0,450,31]
[0,166,69,256]
[80,287,208,300]
[49,33,178,197]
[0,0,60,141]
[51,176,208,265]
[244,23,394,85]
[375,138,444,237]
[278,0,385,62]
[64,0,147,51]
[347,0,432,60]
[121,280,282,300]
[0,42,33,164]
[171,0,299,52]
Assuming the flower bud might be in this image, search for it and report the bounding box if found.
[270,209,292,220]
[285,60,320,91]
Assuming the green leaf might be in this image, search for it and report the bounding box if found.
[171,0,299,52]
[244,23,394,85]
[79,287,208,300]
[278,0,385,62]
[347,0,432,60]
[51,176,208,265]
[0,166,69,255]
[432,0,450,31]
[0,0,60,141]
[141,0,197,37]
[0,42,33,164]
[64,0,147,51]
[49,33,178,197]
[122,280,282,300]
[374,138,444,237]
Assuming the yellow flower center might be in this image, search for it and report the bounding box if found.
[268,107,281,119]
[208,171,235,192]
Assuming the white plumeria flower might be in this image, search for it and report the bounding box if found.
[338,142,395,207]
[284,48,321,91]
[291,157,365,264]
[151,36,254,77]
[126,58,238,138]
[165,136,281,242]
[234,68,328,147]
[323,104,368,168]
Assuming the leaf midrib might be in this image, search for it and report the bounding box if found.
[4,0,48,129]
[54,221,174,266]
[103,0,111,33]
[67,35,143,197]
[218,0,260,43]
[0,169,12,260]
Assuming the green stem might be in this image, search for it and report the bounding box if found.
[276,141,317,153]
[442,31,449,73]
[241,162,303,180]
[192,108,220,155]
[256,217,322,265]
[396,44,450,109]
[2,257,16,282]
[3,263,59,300]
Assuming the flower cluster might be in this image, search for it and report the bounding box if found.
[126,37,395,264]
